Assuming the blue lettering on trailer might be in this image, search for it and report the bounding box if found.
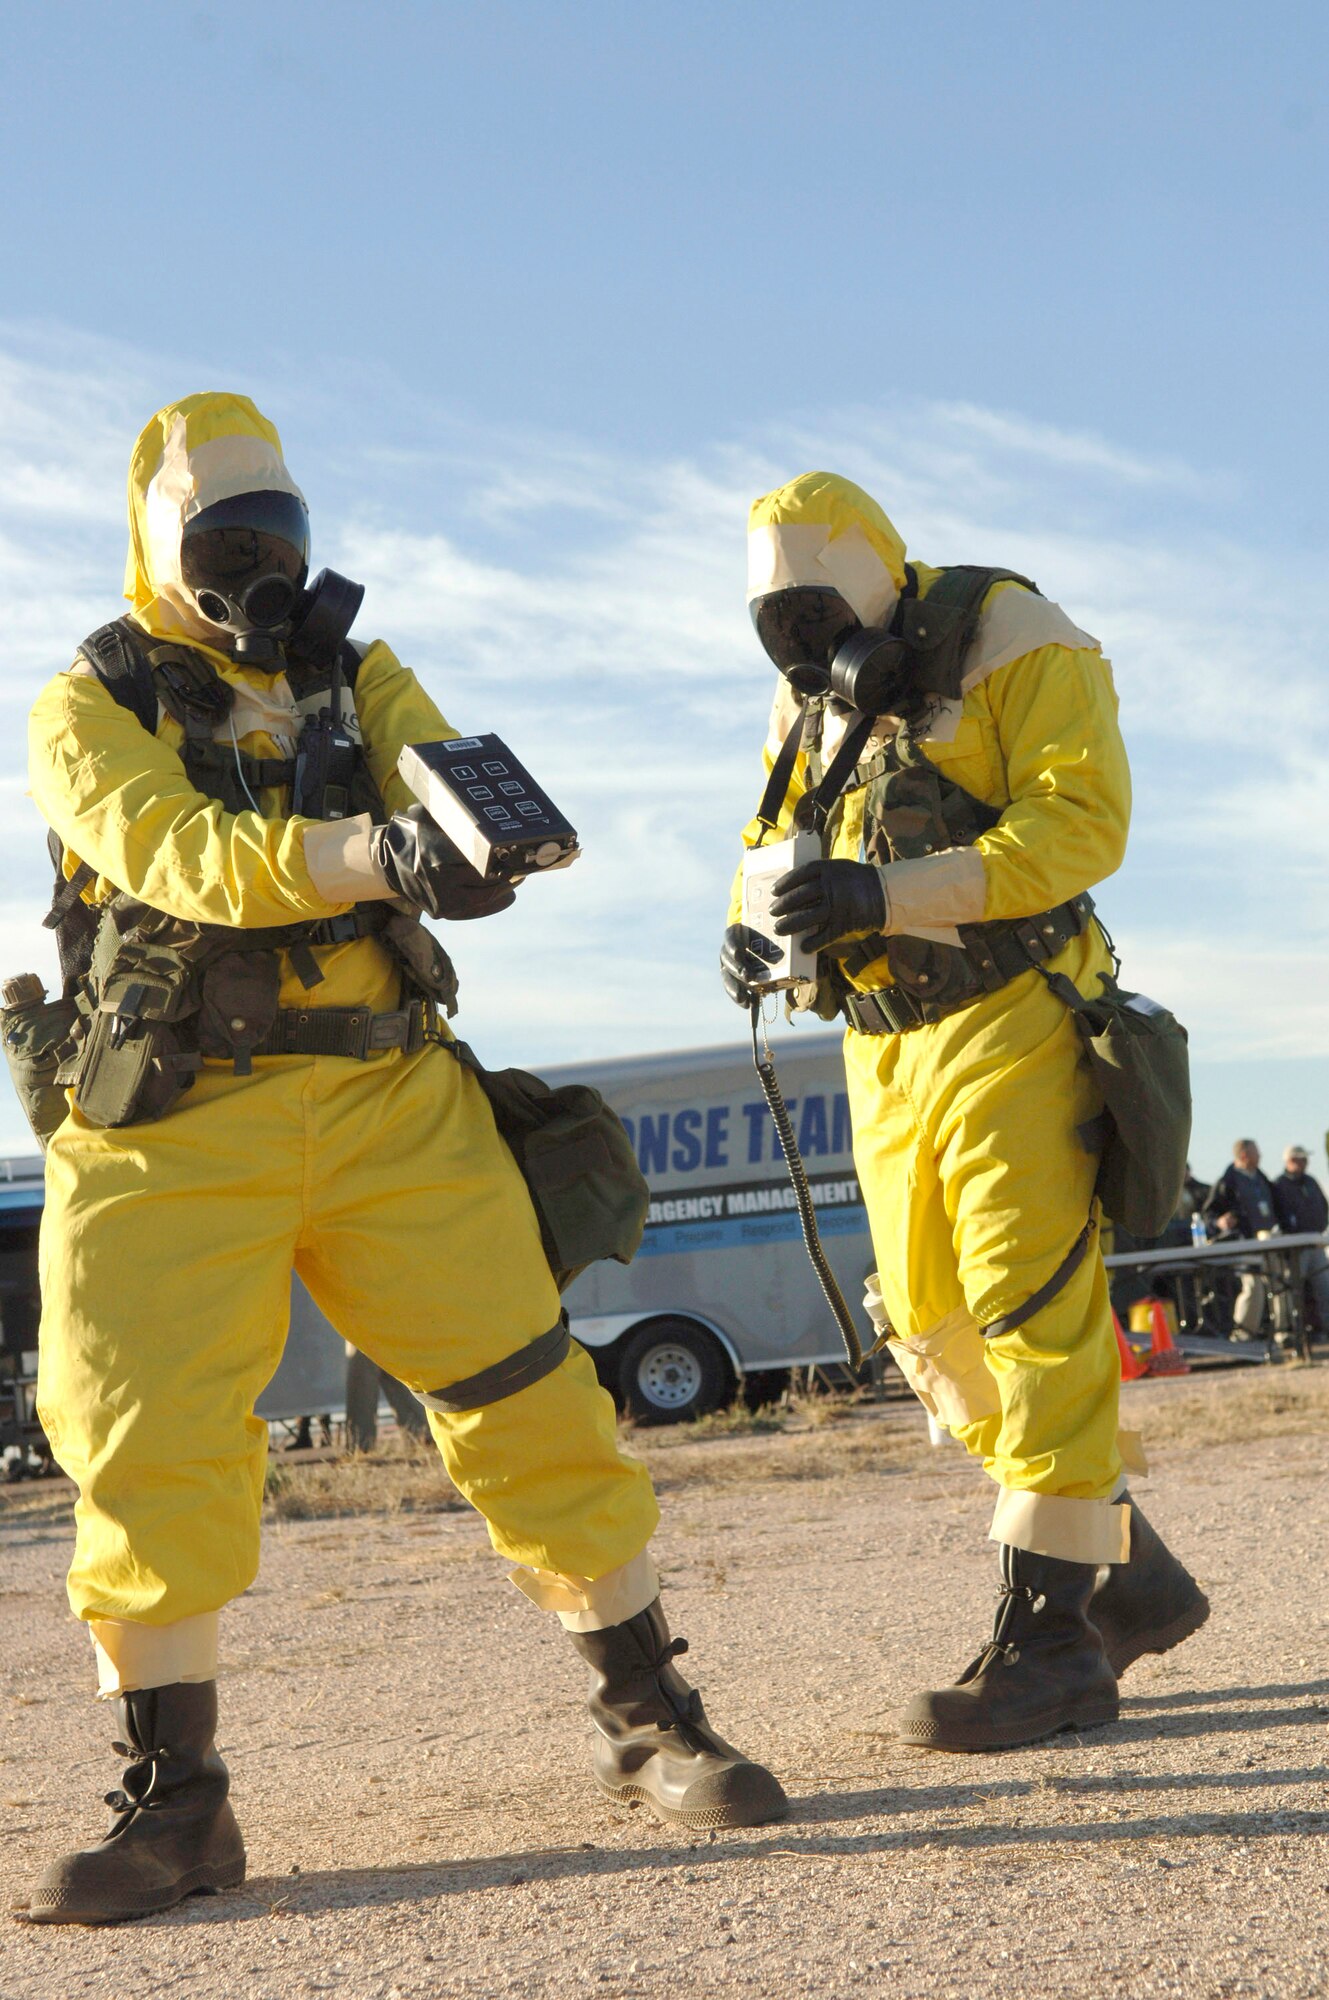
[622,1095,852,1175]
[637,1206,865,1257]
[704,1105,730,1168]
[670,1108,703,1172]
[636,1172,866,1256]
[636,1113,670,1176]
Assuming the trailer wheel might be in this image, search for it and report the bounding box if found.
[620,1320,729,1426]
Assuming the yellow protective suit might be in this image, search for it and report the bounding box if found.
[30,394,658,1682]
[736,472,1135,1565]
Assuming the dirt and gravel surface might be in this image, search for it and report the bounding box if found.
[3,1367,1328,1999]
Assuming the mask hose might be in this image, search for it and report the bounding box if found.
[748,998,868,1374]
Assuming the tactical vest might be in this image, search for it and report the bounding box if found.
[37,619,459,1131]
[775,566,1095,1035]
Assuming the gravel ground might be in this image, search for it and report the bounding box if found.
[3,1370,1328,1999]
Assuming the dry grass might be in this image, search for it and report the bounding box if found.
[668,1403,788,1439]
[263,1433,466,1520]
[0,1481,74,1526]
[4,1362,1328,1531]
[1119,1357,1329,1450]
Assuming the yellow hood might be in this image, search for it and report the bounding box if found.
[747,471,908,627]
[124,392,306,642]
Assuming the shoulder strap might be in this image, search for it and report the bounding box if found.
[897,566,1041,705]
[752,699,877,843]
[753,707,812,841]
[76,619,158,735]
[285,638,366,706]
[801,712,877,832]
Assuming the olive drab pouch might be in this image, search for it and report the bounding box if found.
[380,910,460,1014]
[71,945,202,1129]
[197,952,283,1075]
[1042,970,1192,1239]
[1,979,80,1149]
[446,1042,648,1289]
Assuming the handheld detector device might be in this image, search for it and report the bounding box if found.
[740,829,821,991]
[397,737,581,883]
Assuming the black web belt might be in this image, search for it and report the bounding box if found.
[840,893,1094,1037]
[419,1316,572,1414]
[254,997,437,1061]
[980,1221,1094,1340]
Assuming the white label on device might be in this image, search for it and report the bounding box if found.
[741,830,822,991]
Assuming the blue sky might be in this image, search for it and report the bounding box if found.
[2,2,1327,1178]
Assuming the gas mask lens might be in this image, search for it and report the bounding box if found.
[180,489,311,635]
[750,587,861,696]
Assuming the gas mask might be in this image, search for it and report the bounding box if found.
[179,489,363,668]
[751,584,915,715]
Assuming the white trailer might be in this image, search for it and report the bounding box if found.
[556,1030,872,1421]
[1,1028,873,1437]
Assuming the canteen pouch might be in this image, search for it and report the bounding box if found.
[1043,970,1192,1238]
[1,991,80,1149]
[197,952,283,1074]
[72,948,201,1128]
[380,909,460,1013]
[447,1042,648,1288]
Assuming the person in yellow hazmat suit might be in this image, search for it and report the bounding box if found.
[722,471,1208,1752]
[22,393,785,1926]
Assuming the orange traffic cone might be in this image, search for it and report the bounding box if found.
[1144,1295,1189,1377]
[1114,1309,1149,1382]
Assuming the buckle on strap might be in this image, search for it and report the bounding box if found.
[305,912,374,946]
[842,985,927,1035]
[259,1002,428,1060]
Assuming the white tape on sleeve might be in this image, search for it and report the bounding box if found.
[89,1611,220,1697]
[509,1549,660,1632]
[990,1490,1131,1566]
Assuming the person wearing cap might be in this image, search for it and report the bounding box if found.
[1273,1146,1329,1334]
[1204,1140,1278,1339]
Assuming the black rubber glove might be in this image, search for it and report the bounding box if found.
[369,806,517,921]
[768,860,887,954]
[720,923,779,1006]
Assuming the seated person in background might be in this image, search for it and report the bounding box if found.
[1272,1145,1329,1235]
[1204,1139,1278,1340]
[1272,1146,1329,1335]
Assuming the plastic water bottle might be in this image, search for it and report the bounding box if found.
[1190,1213,1207,1247]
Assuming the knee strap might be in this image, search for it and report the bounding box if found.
[418,1315,571,1414]
[980,1219,1094,1341]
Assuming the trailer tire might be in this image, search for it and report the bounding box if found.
[620,1320,729,1426]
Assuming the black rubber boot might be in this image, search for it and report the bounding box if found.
[897,1544,1119,1752]
[25,1681,245,1925]
[1090,1492,1210,1676]
[567,1598,787,1828]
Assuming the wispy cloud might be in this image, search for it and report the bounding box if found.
[929,401,1220,493]
[0,330,1322,1165]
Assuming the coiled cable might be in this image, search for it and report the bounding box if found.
[749,999,866,1373]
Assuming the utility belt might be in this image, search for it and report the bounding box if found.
[837,892,1094,1036]
[253,997,438,1062]
[3,906,459,1145]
